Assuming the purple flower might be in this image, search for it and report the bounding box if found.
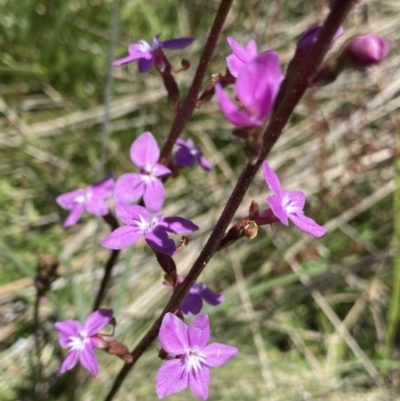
[54,309,113,377]
[114,132,171,213]
[101,203,199,256]
[215,51,284,128]
[56,174,114,227]
[346,34,390,67]
[165,278,224,315]
[156,313,237,399]
[263,162,327,237]
[295,26,344,58]
[173,138,212,171]
[113,34,194,73]
[226,36,258,78]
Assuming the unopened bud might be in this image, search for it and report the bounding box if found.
[248,200,259,220]
[344,34,390,68]
[294,26,343,59]
[104,340,133,363]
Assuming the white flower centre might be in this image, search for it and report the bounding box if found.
[75,189,92,204]
[138,40,152,53]
[282,193,302,215]
[184,346,206,375]
[67,329,90,351]
[136,214,162,233]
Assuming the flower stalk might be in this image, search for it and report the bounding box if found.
[102,1,357,400]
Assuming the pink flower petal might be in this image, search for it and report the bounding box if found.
[89,174,114,198]
[188,314,210,348]
[246,40,258,58]
[101,226,143,250]
[198,156,212,171]
[227,37,248,61]
[267,194,288,225]
[113,55,140,66]
[79,346,99,377]
[263,162,283,196]
[215,83,260,127]
[160,216,199,234]
[130,132,160,169]
[145,226,176,256]
[159,313,188,354]
[85,198,109,216]
[128,43,152,59]
[188,365,210,400]
[56,189,85,209]
[114,173,144,204]
[153,163,171,177]
[202,342,238,367]
[138,57,155,73]
[284,190,306,210]
[84,309,113,336]
[143,178,165,213]
[288,213,327,237]
[55,320,82,347]
[63,204,85,227]
[60,350,79,373]
[181,293,203,316]
[226,54,245,78]
[161,38,194,50]
[156,359,188,398]
[235,51,283,121]
[115,203,150,226]
[201,287,224,306]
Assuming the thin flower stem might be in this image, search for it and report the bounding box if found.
[159,0,234,163]
[92,212,120,311]
[33,292,46,400]
[103,1,357,400]
[92,249,120,311]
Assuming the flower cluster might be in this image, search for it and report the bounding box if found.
[53,23,391,400]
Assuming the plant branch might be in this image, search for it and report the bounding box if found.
[103,1,357,399]
[159,0,234,163]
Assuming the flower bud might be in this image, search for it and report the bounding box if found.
[345,34,390,68]
[294,26,343,59]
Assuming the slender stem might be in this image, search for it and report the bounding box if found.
[33,292,45,400]
[92,249,120,311]
[384,124,400,359]
[159,0,234,163]
[103,1,356,400]
[92,212,120,311]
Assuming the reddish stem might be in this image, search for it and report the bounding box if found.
[102,1,357,400]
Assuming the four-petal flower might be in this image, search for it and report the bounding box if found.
[156,313,237,399]
[114,132,171,212]
[215,51,284,128]
[56,174,114,227]
[54,309,113,377]
[263,162,327,237]
[101,203,199,256]
[113,34,194,73]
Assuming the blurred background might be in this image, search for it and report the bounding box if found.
[1,0,400,400]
